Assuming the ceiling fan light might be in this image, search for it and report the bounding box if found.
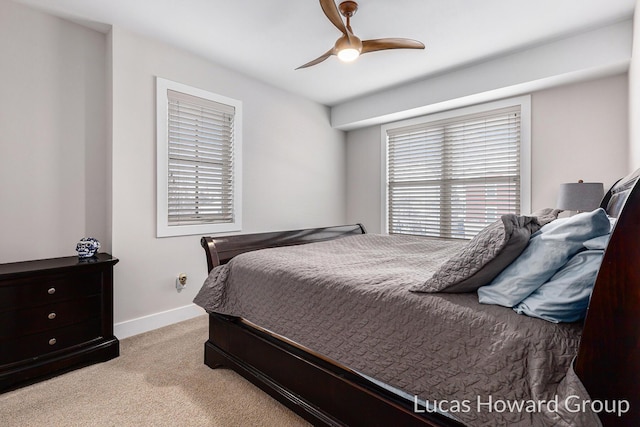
[337,48,360,62]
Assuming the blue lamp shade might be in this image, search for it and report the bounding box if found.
[556,181,604,212]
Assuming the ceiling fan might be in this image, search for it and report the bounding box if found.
[296,0,425,69]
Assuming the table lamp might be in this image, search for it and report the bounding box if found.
[556,180,604,213]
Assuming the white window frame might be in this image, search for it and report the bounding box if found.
[156,77,242,238]
[380,96,531,236]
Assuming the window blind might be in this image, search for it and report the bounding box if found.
[167,89,236,226]
[387,106,521,239]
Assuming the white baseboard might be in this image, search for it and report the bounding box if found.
[114,303,206,339]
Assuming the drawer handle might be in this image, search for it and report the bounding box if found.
[48,312,57,320]
[48,338,57,346]
[47,287,56,295]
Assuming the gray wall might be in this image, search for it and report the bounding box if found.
[109,26,346,327]
[0,0,109,263]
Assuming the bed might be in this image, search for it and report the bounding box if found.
[194,169,639,427]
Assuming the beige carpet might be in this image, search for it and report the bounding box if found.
[0,316,310,426]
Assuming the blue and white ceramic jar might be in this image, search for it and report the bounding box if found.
[76,237,100,258]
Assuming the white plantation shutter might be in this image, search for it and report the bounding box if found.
[387,106,521,239]
[167,90,235,225]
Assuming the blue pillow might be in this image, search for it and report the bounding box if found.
[512,250,603,323]
[582,216,617,250]
[477,208,610,307]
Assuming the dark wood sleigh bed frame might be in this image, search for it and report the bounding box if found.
[200,170,640,427]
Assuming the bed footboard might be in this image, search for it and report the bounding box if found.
[200,224,366,272]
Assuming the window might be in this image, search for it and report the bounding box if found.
[156,78,242,237]
[382,97,530,239]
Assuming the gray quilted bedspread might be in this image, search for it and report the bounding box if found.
[194,234,599,427]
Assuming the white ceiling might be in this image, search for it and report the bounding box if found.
[13,0,636,106]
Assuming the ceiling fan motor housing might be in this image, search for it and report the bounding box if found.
[335,33,362,53]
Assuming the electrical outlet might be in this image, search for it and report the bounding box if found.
[176,273,187,292]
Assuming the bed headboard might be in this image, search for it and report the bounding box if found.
[575,169,640,426]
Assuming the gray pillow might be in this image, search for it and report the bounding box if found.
[530,207,563,226]
[410,214,542,293]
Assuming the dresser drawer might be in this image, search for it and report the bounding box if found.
[0,318,102,366]
[0,272,101,311]
[0,295,102,340]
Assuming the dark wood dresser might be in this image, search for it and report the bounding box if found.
[0,253,119,392]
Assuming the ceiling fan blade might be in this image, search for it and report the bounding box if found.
[319,0,348,35]
[296,49,335,70]
[361,38,425,54]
